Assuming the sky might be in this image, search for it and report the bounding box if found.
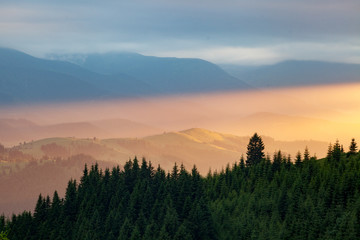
[0,0,359,65]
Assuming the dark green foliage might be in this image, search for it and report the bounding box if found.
[295,151,302,166]
[272,150,283,172]
[4,140,360,240]
[349,138,358,155]
[333,140,342,162]
[327,143,333,162]
[246,133,265,166]
[207,148,360,239]
[303,146,310,161]
[4,158,214,240]
[0,230,9,240]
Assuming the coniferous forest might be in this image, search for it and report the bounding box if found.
[1,135,360,240]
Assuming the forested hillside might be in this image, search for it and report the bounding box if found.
[1,137,360,240]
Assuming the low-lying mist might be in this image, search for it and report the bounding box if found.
[1,82,360,147]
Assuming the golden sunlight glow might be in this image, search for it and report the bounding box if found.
[1,82,360,149]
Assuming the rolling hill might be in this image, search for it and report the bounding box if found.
[0,118,162,146]
[13,127,329,173]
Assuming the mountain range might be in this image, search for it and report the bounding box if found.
[221,60,360,88]
[0,48,249,105]
[2,47,359,104]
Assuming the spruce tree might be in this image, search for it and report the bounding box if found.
[246,133,265,167]
[349,138,357,155]
[303,147,310,161]
[272,151,282,172]
[333,140,341,162]
[239,155,245,169]
[326,143,333,162]
[295,151,302,166]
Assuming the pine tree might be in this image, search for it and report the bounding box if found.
[272,151,282,172]
[246,133,265,167]
[118,218,132,240]
[303,147,310,161]
[349,138,357,155]
[326,143,333,162]
[174,221,193,240]
[34,194,46,224]
[295,151,302,166]
[171,163,179,180]
[333,140,341,162]
[239,155,245,169]
[80,164,88,185]
[130,225,141,240]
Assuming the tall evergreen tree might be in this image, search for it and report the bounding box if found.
[349,138,358,155]
[333,140,341,162]
[326,143,333,162]
[295,151,302,166]
[272,150,282,172]
[303,146,310,161]
[246,133,265,167]
[239,155,245,169]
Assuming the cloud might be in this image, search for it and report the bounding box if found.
[271,42,360,64]
[150,47,282,65]
[0,0,359,64]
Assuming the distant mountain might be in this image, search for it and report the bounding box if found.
[221,60,360,88]
[79,52,251,94]
[0,48,108,104]
[0,48,250,105]
[0,48,158,104]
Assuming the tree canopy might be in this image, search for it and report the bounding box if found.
[2,138,360,240]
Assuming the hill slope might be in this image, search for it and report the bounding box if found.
[12,127,328,173]
[0,118,162,147]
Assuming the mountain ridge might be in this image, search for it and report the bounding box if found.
[221,60,360,88]
[0,48,251,105]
